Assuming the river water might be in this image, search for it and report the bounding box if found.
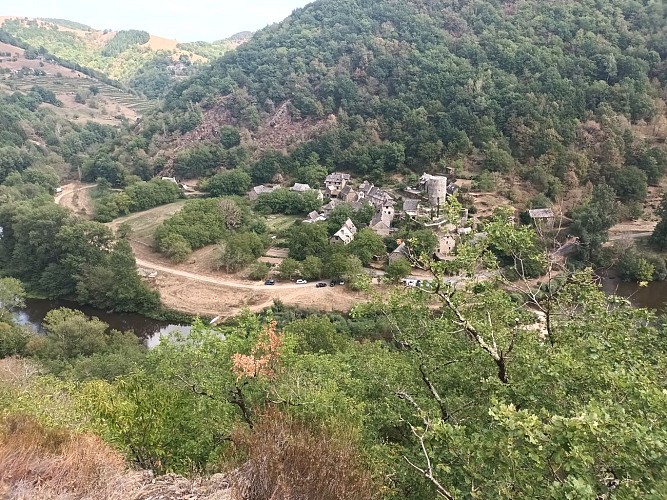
[602,276,667,313]
[15,298,191,348]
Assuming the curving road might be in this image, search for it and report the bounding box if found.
[134,257,328,290]
[55,187,340,291]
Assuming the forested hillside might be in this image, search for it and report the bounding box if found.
[134,0,667,204]
[0,17,247,98]
[4,2,667,498]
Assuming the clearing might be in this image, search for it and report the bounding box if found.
[101,201,365,317]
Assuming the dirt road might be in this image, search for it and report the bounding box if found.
[55,193,365,317]
[55,182,96,218]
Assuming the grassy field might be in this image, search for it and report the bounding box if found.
[112,200,187,246]
[266,214,301,234]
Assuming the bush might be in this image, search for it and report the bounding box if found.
[159,233,192,263]
[0,322,31,358]
[247,262,271,280]
[617,249,656,282]
[229,408,375,500]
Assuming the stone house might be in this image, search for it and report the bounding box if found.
[330,218,358,245]
[324,172,351,196]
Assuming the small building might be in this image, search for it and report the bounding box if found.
[339,185,360,203]
[162,176,178,184]
[321,198,344,217]
[435,234,457,260]
[324,172,351,196]
[528,208,556,230]
[330,218,357,245]
[303,210,326,224]
[388,242,411,264]
[369,211,392,237]
[419,173,448,207]
[360,182,394,210]
[290,183,312,193]
[248,185,276,201]
[403,199,420,217]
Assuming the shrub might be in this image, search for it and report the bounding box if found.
[158,233,192,263]
[229,408,375,500]
[247,262,271,280]
[0,415,127,499]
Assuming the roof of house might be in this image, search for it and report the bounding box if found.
[359,180,373,193]
[390,242,410,257]
[291,183,311,192]
[306,210,321,220]
[403,199,420,212]
[325,172,351,183]
[332,219,358,244]
[528,208,555,219]
[251,185,275,195]
[370,211,391,228]
[339,185,356,198]
[342,218,357,234]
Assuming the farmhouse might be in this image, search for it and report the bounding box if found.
[303,210,326,223]
[248,185,276,201]
[330,218,357,245]
[324,172,351,196]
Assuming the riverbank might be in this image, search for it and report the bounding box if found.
[16,298,192,348]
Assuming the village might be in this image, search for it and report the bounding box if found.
[245,170,554,286]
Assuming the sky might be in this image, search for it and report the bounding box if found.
[4,0,312,41]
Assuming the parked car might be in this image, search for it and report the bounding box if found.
[338,280,345,285]
[316,282,327,288]
[264,279,275,285]
[330,280,336,287]
[296,279,307,284]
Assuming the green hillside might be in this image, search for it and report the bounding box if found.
[0,17,247,98]
[150,0,667,194]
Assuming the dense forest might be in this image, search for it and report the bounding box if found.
[134,0,667,200]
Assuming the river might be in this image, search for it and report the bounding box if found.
[15,298,191,348]
[602,276,667,314]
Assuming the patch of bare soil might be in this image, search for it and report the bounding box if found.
[467,191,513,218]
[127,239,364,318]
[152,272,362,319]
[54,182,95,219]
[157,100,337,176]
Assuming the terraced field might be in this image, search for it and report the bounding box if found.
[8,75,152,112]
[1,74,154,123]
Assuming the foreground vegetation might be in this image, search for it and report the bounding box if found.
[1,211,666,498]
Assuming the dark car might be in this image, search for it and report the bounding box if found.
[330,280,336,287]
[264,279,275,285]
[316,282,327,288]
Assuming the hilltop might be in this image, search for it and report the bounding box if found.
[114,0,664,212]
[0,16,252,98]
[0,38,150,124]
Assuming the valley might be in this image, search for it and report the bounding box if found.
[3,1,667,499]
